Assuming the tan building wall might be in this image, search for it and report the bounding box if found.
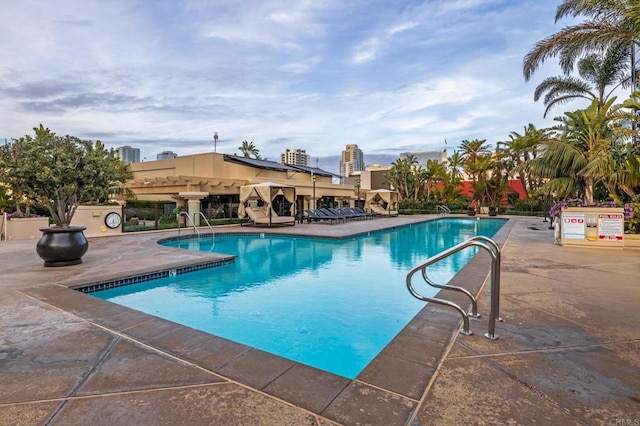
[125,153,356,210]
[1,215,50,241]
[71,206,123,238]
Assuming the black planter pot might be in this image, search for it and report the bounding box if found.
[36,226,89,267]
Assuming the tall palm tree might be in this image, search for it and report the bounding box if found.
[424,159,446,203]
[460,139,491,184]
[238,140,261,159]
[523,0,639,81]
[446,151,465,182]
[534,42,629,117]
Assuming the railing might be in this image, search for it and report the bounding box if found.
[178,212,200,237]
[406,235,502,339]
[177,212,216,241]
[437,205,451,215]
[197,212,216,242]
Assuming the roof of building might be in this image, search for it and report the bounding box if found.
[223,154,335,178]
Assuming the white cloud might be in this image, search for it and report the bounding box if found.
[0,0,592,173]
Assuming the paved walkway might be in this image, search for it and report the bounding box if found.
[0,216,638,425]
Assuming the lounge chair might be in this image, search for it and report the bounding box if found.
[320,208,349,223]
[245,206,295,227]
[306,209,338,224]
[354,206,376,219]
[370,203,398,217]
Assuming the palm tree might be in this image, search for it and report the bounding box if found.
[446,151,465,182]
[424,159,447,203]
[436,151,466,205]
[523,98,624,203]
[238,140,261,159]
[533,42,629,117]
[505,123,552,198]
[460,139,491,185]
[523,0,639,81]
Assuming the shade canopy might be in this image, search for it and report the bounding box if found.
[238,182,296,218]
[365,189,399,213]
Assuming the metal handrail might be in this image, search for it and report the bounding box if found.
[437,205,451,215]
[406,235,502,339]
[177,211,200,237]
[196,212,215,238]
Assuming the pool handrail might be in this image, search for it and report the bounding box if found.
[406,235,502,339]
[178,211,200,237]
[437,205,451,215]
[197,212,215,239]
[177,212,216,241]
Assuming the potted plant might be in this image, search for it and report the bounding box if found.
[488,206,498,216]
[467,206,476,216]
[0,125,129,266]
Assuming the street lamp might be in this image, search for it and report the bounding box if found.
[213,132,218,153]
[355,179,361,208]
[312,174,317,210]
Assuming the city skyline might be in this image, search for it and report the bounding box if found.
[1,1,610,175]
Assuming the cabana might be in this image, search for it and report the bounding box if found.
[238,182,296,227]
[365,189,399,217]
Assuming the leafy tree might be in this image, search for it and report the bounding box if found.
[238,140,261,159]
[0,137,33,217]
[0,125,130,227]
[385,154,428,201]
[0,183,12,213]
[386,155,415,200]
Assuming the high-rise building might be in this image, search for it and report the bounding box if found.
[339,144,365,178]
[157,150,178,160]
[280,149,310,166]
[115,146,141,163]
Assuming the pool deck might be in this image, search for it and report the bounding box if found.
[1,215,638,425]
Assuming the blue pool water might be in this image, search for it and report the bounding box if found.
[93,218,505,378]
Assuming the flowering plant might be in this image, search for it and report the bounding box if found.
[6,211,41,220]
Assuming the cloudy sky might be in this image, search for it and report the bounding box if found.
[1,0,581,173]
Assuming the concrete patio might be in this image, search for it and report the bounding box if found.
[0,216,638,425]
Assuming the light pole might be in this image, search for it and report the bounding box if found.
[214,132,218,153]
[355,179,361,208]
[312,174,317,210]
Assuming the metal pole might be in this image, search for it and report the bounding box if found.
[312,174,316,210]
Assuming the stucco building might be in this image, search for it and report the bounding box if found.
[125,152,356,220]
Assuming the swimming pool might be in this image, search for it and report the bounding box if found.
[93,218,506,378]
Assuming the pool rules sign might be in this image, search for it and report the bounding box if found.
[561,207,625,248]
[598,213,624,241]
